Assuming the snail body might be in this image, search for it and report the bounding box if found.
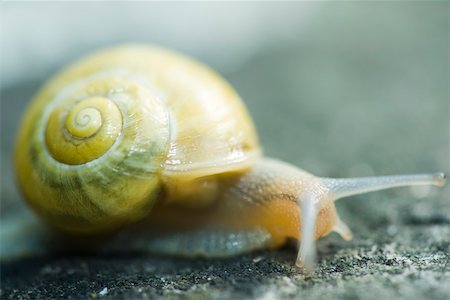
[15,45,446,268]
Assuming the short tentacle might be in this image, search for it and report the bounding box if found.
[332,215,353,241]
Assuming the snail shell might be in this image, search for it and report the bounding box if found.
[15,45,260,233]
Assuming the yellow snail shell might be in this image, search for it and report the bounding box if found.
[15,45,260,233]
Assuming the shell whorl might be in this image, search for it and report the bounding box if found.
[46,96,123,165]
[16,75,171,233]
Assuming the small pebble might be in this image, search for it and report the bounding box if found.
[99,287,108,296]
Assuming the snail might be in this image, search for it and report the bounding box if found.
[15,44,446,269]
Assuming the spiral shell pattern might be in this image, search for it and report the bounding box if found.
[45,96,123,165]
[15,75,170,233]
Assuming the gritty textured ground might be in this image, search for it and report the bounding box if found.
[2,222,450,300]
[1,2,449,300]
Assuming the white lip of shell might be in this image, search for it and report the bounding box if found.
[162,148,262,178]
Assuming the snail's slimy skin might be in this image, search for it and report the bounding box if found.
[104,158,338,259]
[149,158,338,249]
[15,44,446,268]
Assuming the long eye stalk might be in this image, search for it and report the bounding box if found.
[322,173,446,201]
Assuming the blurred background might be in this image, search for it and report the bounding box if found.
[0,1,449,298]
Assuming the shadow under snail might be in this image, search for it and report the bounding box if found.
[14,44,446,269]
